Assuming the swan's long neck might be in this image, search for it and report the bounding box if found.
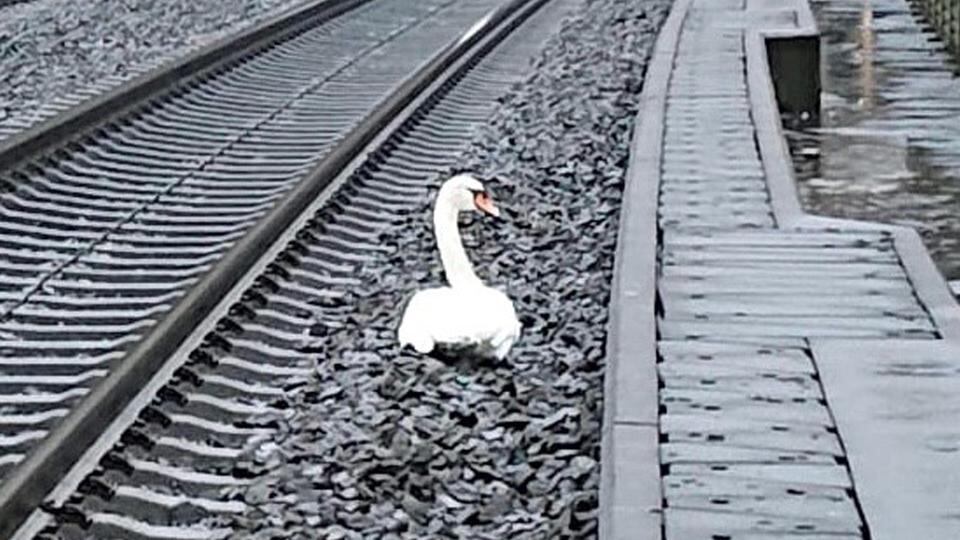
[434,198,482,288]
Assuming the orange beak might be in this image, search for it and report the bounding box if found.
[474,191,500,217]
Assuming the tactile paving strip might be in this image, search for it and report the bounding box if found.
[659,341,863,539]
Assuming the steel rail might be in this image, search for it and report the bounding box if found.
[0,0,548,534]
[0,0,370,173]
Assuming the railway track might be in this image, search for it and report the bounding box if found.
[0,0,572,535]
[0,0,507,484]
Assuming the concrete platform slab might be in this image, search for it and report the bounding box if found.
[813,340,960,539]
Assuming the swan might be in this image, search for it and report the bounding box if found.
[397,173,521,360]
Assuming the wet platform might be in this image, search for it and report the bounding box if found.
[600,0,960,538]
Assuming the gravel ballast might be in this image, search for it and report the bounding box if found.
[220,0,669,537]
[0,0,305,138]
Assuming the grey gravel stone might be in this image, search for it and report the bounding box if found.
[0,0,304,137]
[215,0,670,537]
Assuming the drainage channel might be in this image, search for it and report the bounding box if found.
[3,0,573,536]
[0,0,508,485]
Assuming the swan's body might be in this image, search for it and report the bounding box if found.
[397,174,521,360]
[399,285,519,359]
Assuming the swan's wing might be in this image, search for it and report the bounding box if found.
[397,289,443,353]
[461,287,521,359]
[424,289,490,347]
[398,288,473,352]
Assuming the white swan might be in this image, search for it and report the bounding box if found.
[397,173,521,360]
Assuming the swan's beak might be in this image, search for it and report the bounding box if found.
[474,192,500,217]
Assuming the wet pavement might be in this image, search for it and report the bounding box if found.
[630,0,960,534]
[786,0,960,280]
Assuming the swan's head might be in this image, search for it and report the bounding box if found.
[439,173,499,217]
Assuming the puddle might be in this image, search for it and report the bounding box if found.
[785,0,960,280]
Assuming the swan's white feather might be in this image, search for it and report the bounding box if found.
[398,284,521,360]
